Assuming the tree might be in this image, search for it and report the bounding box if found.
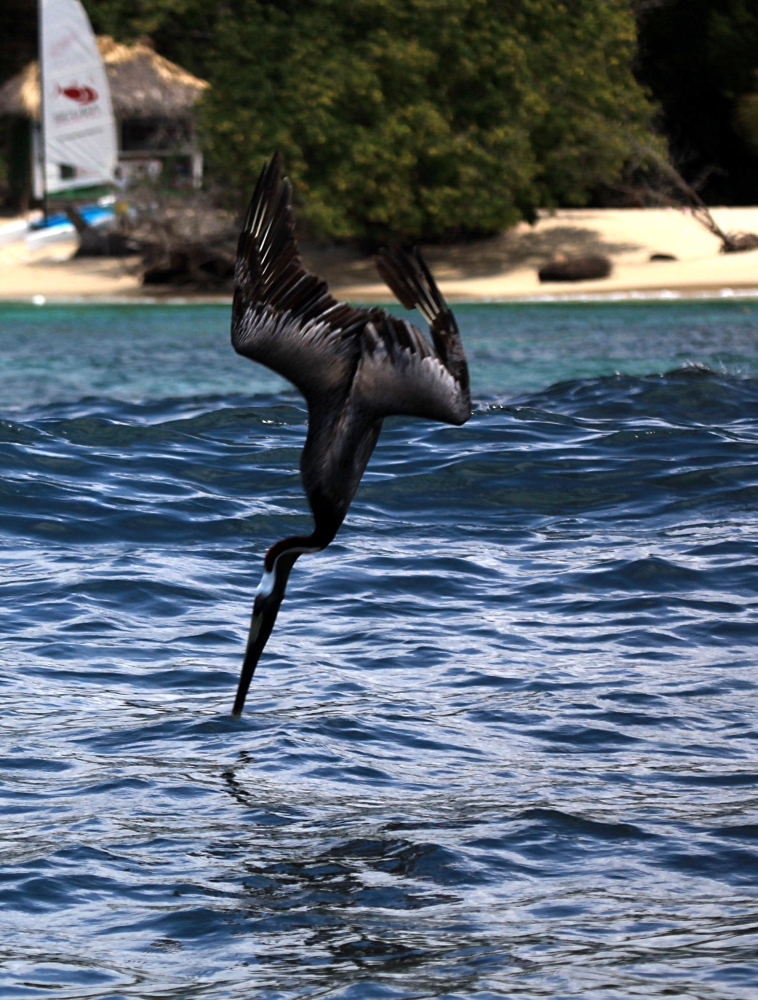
[86,1,657,243]
[0,0,37,206]
[0,0,37,83]
[635,0,758,205]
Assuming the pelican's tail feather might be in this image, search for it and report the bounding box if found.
[376,247,450,329]
[376,248,468,395]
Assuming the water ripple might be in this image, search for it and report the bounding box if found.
[1,302,758,997]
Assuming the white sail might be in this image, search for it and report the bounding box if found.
[39,0,117,194]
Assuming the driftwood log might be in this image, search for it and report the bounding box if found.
[141,241,236,286]
[721,232,758,253]
[627,144,758,254]
[65,207,141,258]
[538,254,612,283]
[113,190,239,289]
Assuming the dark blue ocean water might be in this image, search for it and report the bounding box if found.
[1,299,758,999]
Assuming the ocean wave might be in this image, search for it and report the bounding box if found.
[2,309,758,997]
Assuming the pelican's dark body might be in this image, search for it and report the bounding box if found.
[230,155,470,715]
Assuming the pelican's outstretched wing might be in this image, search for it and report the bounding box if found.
[232,154,375,403]
[354,248,471,425]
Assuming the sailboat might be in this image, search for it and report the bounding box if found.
[35,0,117,218]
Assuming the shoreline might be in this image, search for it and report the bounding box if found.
[5,285,758,308]
[1,205,758,305]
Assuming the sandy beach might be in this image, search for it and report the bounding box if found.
[1,205,758,303]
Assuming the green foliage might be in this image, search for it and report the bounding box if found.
[0,0,37,85]
[84,0,656,243]
[636,0,758,205]
[83,0,219,79]
[736,90,758,152]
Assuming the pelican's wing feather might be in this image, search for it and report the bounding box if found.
[232,155,373,402]
[354,248,471,425]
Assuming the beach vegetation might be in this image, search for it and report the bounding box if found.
[635,0,758,206]
[82,0,656,244]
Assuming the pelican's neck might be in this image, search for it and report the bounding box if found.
[258,534,324,602]
[259,491,344,597]
[255,565,276,599]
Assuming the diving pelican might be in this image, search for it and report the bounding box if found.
[230,154,471,716]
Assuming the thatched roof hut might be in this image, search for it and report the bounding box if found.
[0,36,209,120]
[0,37,210,202]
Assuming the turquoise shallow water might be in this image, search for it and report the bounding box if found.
[1,300,758,998]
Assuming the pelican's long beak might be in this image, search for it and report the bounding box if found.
[231,595,282,716]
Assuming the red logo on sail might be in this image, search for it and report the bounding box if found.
[57,84,98,105]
